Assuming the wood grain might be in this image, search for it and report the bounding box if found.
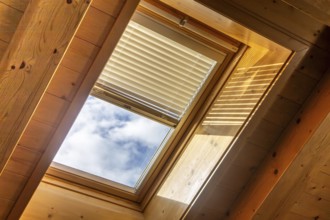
[229,70,330,219]
[283,0,330,26]
[0,0,90,173]
[76,6,115,46]
[0,2,23,43]
[1,0,30,12]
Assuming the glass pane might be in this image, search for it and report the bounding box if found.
[54,96,172,188]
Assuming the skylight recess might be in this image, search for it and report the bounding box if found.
[53,11,227,190]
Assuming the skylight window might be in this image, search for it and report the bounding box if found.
[53,9,227,190]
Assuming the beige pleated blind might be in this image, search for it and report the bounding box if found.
[95,19,217,123]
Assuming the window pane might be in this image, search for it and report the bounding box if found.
[54,96,172,188]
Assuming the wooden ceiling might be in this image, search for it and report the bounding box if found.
[0,0,329,219]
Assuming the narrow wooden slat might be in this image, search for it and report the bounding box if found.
[31,93,70,127]
[20,181,144,220]
[263,95,300,127]
[0,171,26,200]
[5,145,41,176]
[0,2,23,42]
[246,119,283,148]
[290,192,330,218]
[0,40,7,61]
[280,71,318,104]
[18,120,55,152]
[296,47,330,80]
[0,0,90,173]
[46,66,84,101]
[91,0,125,17]
[283,0,330,26]
[307,171,330,201]
[60,37,100,74]
[76,6,115,47]
[0,198,14,220]
[1,0,30,12]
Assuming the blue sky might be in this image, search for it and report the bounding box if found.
[54,96,171,187]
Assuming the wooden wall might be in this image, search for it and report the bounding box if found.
[1,0,329,219]
[0,0,140,219]
[21,177,144,220]
[0,0,30,60]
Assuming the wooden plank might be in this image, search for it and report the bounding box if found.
[0,171,26,200]
[92,0,124,17]
[296,47,330,80]
[228,70,330,219]
[0,0,30,12]
[60,37,100,74]
[46,66,85,101]
[9,1,140,219]
[21,182,144,220]
[280,71,318,104]
[0,40,7,61]
[0,198,14,220]
[0,0,90,173]
[307,171,330,201]
[18,120,55,152]
[283,0,330,26]
[247,119,283,148]
[198,0,327,48]
[0,2,23,42]
[76,6,115,46]
[5,145,41,177]
[263,95,300,128]
[31,93,70,127]
[290,192,330,218]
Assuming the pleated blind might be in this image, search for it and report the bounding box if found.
[95,20,217,123]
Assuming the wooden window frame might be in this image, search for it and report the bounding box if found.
[45,0,241,206]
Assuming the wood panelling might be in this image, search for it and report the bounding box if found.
[279,71,319,104]
[46,66,86,101]
[1,0,30,12]
[5,0,139,219]
[0,0,90,173]
[0,2,23,43]
[76,6,115,46]
[176,0,330,218]
[17,120,55,152]
[229,70,330,219]
[21,181,144,220]
[0,171,26,201]
[92,0,125,17]
[31,93,70,127]
[283,0,330,26]
[60,37,100,74]
[5,145,41,176]
[254,111,330,219]
[0,198,13,220]
[0,39,7,60]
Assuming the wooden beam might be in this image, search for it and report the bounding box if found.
[229,68,330,219]
[0,0,90,173]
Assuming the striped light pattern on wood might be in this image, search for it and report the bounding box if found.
[203,63,283,126]
[97,20,217,122]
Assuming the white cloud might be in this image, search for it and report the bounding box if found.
[54,96,171,187]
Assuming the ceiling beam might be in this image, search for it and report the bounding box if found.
[0,0,90,174]
[228,68,330,219]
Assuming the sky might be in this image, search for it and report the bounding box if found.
[54,95,171,187]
